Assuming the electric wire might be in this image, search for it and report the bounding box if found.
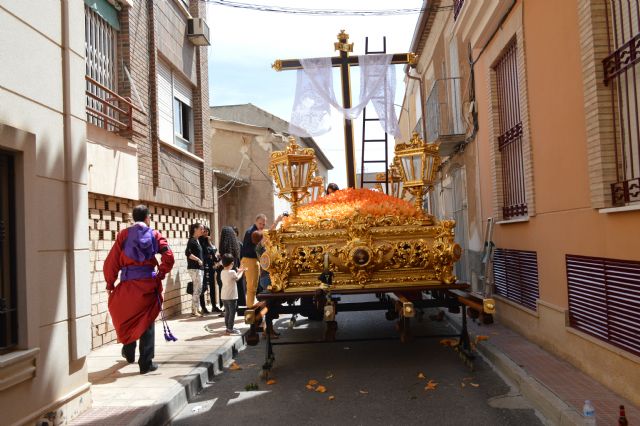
[204,1,453,16]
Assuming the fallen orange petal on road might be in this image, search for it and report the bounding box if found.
[424,380,438,390]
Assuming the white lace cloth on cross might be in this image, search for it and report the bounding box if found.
[288,54,400,138]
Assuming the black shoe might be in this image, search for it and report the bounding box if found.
[121,347,134,364]
[217,312,224,318]
[212,307,223,313]
[140,362,159,374]
[201,308,211,314]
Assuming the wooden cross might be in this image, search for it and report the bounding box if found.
[273,30,417,188]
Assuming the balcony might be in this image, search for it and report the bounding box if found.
[426,77,467,156]
[85,76,146,136]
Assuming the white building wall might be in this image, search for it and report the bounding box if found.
[0,0,91,424]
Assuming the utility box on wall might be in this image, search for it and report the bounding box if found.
[187,17,210,46]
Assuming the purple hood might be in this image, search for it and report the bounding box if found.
[124,224,158,262]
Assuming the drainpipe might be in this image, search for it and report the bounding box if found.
[405,67,427,141]
[62,0,87,362]
[469,0,517,68]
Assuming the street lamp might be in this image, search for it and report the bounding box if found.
[269,136,318,217]
[394,132,441,211]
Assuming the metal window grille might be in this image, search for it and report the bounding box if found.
[0,152,17,352]
[453,0,465,21]
[494,39,527,219]
[493,248,539,311]
[85,5,117,130]
[566,254,640,357]
[603,0,640,206]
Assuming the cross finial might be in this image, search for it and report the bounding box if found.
[335,30,353,53]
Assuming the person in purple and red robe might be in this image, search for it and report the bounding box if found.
[104,204,174,374]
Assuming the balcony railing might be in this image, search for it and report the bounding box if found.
[426,77,466,154]
[85,75,146,136]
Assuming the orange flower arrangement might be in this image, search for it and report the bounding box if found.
[283,188,425,228]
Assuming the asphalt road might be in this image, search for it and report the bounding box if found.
[172,294,545,426]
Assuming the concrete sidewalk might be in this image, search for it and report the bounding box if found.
[70,313,247,426]
[458,314,639,426]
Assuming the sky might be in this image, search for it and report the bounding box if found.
[206,0,423,188]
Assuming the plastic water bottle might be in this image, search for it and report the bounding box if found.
[582,400,596,425]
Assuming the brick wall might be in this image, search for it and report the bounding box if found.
[89,193,210,349]
[119,0,212,211]
[156,0,197,83]
[578,0,618,208]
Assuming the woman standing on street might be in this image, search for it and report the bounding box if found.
[198,226,220,314]
[218,226,245,309]
[185,222,204,316]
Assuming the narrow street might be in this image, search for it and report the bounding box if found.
[172,295,544,425]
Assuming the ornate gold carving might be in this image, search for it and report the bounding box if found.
[337,29,349,41]
[262,212,460,293]
[334,41,354,53]
[263,127,459,294]
[272,59,283,72]
[407,52,418,65]
[334,30,354,52]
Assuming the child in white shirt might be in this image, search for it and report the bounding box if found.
[220,253,246,335]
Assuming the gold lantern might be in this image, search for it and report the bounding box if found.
[374,172,387,193]
[388,160,404,199]
[269,136,318,217]
[307,175,324,203]
[394,132,441,211]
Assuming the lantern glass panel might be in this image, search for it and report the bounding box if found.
[424,156,434,182]
[401,157,412,181]
[412,155,422,182]
[291,164,299,187]
[276,163,286,189]
[301,162,310,186]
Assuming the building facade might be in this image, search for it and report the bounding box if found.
[210,104,333,237]
[85,0,213,349]
[209,117,279,241]
[0,1,92,424]
[401,0,640,405]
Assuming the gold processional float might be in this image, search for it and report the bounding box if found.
[245,134,496,377]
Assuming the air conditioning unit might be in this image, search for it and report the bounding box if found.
[187,18,210,46]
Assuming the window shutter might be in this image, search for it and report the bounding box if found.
[173,73,193,106]
[157,60,173,144]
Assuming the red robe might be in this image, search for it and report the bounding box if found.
[104,227,174,344]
